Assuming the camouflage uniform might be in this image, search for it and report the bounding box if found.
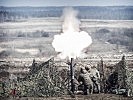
[78,68,93,95]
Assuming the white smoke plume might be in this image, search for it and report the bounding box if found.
[61,7,80,32]
[52,7,92,59]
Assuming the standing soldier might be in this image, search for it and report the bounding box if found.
[78,68,93,95]
[85,66,101,93]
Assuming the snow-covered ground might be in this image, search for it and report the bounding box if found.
[0,18,133,33]
[0,18,133,63]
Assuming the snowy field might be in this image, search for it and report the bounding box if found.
[0,18,133,33]
[0,18,133,63]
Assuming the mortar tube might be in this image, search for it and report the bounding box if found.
[70,58,75,94]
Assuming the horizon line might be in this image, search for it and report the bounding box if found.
[0,5,133,7]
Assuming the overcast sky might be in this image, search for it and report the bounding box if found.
[0,0,133,7]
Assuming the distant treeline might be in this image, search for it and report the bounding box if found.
[0,30,53,38]
[0,6,133,22]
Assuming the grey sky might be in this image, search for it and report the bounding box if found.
[0,0,133,7]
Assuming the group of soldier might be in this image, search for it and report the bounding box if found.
[0,56,129,97]
[76,66,101,95]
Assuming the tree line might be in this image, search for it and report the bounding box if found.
[0,6,133,22]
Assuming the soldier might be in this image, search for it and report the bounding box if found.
[78,68,93,95]
[85,66,101,93]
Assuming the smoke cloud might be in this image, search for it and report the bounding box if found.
[52,7,92,59]
[61,7,80,32]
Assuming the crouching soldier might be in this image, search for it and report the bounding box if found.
[78,68,93,95]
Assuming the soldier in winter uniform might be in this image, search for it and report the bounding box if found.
[78,68,93,95]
